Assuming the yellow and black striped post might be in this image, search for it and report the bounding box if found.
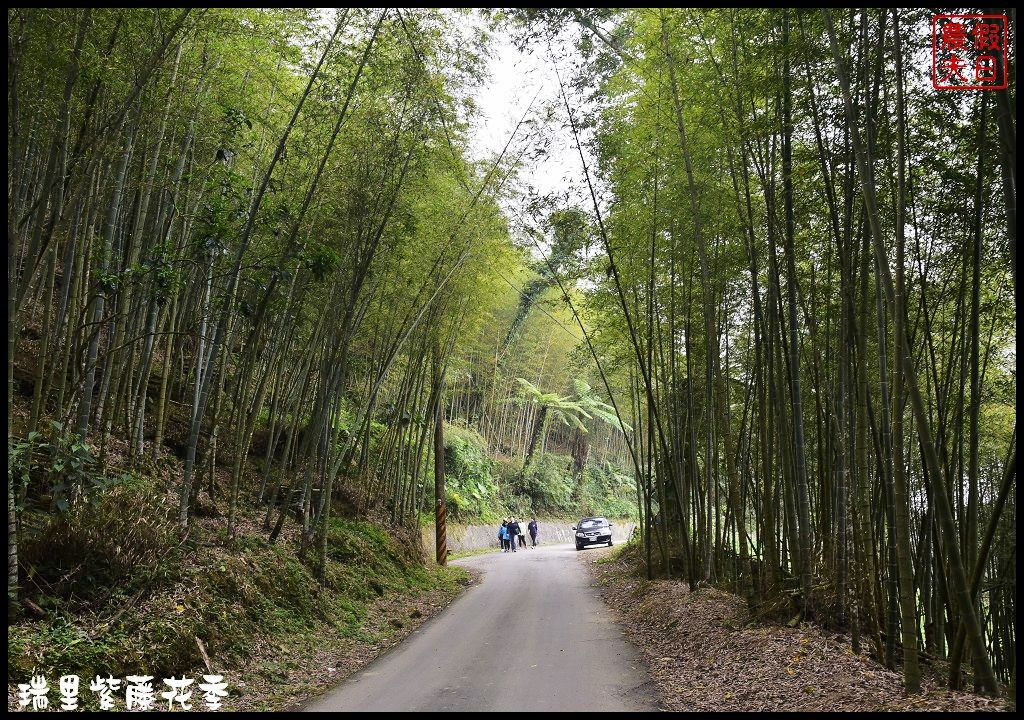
[433,344,447,566]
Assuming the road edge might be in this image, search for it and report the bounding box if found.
[577,547,668,712]
[293,566,484,712]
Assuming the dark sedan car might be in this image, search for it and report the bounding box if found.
[574,516,613,550]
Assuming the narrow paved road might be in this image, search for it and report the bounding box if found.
[305,544,659,712]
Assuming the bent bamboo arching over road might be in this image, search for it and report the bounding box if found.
[6,6,1016,713]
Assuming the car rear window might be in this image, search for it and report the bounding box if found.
[580,519,608,529]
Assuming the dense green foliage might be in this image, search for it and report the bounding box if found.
[437,423,637,523]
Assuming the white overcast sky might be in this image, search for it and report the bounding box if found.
[463,10,595,226]
[467,18,572,198]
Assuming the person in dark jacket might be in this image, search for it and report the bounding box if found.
[509,518,521,552]
[528,518,538,547]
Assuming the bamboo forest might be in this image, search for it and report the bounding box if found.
[6,7,1017,713]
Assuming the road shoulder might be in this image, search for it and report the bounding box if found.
[574,545,667,711]
[255,565,478,712]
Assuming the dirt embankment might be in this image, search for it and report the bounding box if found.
[582,550,1008,712]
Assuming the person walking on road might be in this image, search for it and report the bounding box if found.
[509,518,521,552]
[528,518,538,547]
[499,522,508,552]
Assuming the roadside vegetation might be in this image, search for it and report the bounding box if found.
[8,452,470,710]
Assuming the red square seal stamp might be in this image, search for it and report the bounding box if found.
[932,14,1009,90]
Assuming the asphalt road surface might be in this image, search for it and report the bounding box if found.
[304,543,660,712]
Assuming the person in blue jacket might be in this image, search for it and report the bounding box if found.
[499,521,509,552]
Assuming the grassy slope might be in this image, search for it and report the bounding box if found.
[7,442,471,712]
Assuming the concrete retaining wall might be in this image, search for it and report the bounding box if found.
[422,519,636,553]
